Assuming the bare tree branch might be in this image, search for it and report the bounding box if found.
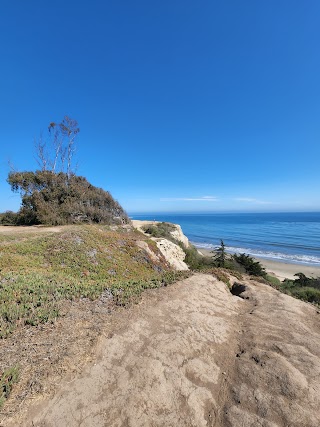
[34,133,48,171]
[34,116,80,176]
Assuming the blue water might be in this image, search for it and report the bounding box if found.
[131,212,320,266]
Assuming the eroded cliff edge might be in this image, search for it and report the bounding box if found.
[132,219,190,271]
[9,273,320,427]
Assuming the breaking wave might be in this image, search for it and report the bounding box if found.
[192,242,320,266]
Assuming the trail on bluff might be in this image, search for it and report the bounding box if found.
[8,274,320,427]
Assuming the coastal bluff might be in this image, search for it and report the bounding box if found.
[9,273,320,427]
[132,220,190,271]
[2,224,320,427]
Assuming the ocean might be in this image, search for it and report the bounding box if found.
[131,212,320,266]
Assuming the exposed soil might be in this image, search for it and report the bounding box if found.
[0,226,63,234]
[2,274,320,426]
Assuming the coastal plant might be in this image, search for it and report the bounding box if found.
[278,274,320,305]
[142,222,177,241]
[111,270,191,306]
[291,273,320,290]
[0,366,19,409]
[289,287,320,304]
[265,274,281,287]
[211,239,227,268]
[232,253,267,277]
[0,224,192,336]
[182,245,215,270]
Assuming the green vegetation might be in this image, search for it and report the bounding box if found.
[264,274,282,286]
[0,211,18,226]
[0,366,19,409]
[278,273,320,305]
[142,222,215,270]
[3,117,128,226]
[0,225,190,338]
[211,239,227,268]
[186,241,267,282]
[183,245,212,270]
[232,253,267,277]
[140,229,266,277]
[6,171,128,226]
[142,222,177,240]
[111,270,191,306]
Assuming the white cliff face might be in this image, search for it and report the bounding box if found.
[169,224,190,248]
[131,220,190,271]
[131,220,190,248]
[155,238,189,271]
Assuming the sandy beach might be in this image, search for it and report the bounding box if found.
[198,248,320,281]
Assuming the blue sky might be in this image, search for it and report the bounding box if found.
[1,0,319,214]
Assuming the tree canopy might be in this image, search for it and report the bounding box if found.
[232,253,266,277]
[7,170,129,226]
[4,117,129,226]
[212,239,227,268]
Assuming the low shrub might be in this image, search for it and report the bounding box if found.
[278,273,320,305]
[265,274,282,286]
[289,287,320,304]
[0,211,19,225]
[232,253,267,277]
[183,245,214,270]
[142,222,176,240]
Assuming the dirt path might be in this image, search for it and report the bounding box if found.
[7,274,320,427]
[223,281,320,426]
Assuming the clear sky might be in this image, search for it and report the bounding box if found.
[1,0,319,214]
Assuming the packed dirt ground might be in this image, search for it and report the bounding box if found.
[2,273,320,427]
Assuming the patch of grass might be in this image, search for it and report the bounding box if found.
[111,270,191,306]
[229,270,243,281]
[0,225,186,337]
[182,245,213,270]
[265,274,282,286]
[142,222,177,241]
[289,287,320,304]
[0,366,19,409]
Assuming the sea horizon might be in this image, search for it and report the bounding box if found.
[130,211,320,267]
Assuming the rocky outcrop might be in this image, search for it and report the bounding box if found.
[132,220,190,271]
[169,223,190,248]
[155,238,188,271]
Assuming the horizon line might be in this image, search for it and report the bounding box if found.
[128,210,320,215]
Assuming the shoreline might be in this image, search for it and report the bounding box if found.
[197,248,320,281]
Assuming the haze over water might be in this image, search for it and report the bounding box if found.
[131,212,320,266]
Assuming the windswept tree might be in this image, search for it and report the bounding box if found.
[6,117,129,226]
[212,239,227,267]
[7,170,129,225]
